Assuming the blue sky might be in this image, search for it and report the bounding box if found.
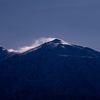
[0,0,100,51]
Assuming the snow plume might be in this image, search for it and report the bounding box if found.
[8,37,55,53]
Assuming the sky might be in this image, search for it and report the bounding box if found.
[0,0,100,51]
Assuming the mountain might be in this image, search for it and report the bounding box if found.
[0,38,100,100]
[0,47,16,62]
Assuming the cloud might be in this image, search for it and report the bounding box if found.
[8,37,55,53]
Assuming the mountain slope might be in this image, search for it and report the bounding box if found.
[0,47,15,62]
[0,39,100,100]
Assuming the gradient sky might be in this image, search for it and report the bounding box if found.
[0,0,100,51]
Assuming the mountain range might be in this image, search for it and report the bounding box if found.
[0,38,100,100]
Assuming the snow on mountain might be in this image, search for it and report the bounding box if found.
[21,38,100,58]
[0,38,100,100]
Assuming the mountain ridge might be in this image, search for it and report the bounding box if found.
[0,38,100,100]
[0,47,16,62]
[20,38,100,58]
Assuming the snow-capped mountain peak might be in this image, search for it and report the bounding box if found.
[50,38,71,45]
[19,38,100,58]
[21,38,71,54]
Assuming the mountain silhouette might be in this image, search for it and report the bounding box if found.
[0,38,100,100]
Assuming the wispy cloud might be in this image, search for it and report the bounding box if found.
[8,37,55,53]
